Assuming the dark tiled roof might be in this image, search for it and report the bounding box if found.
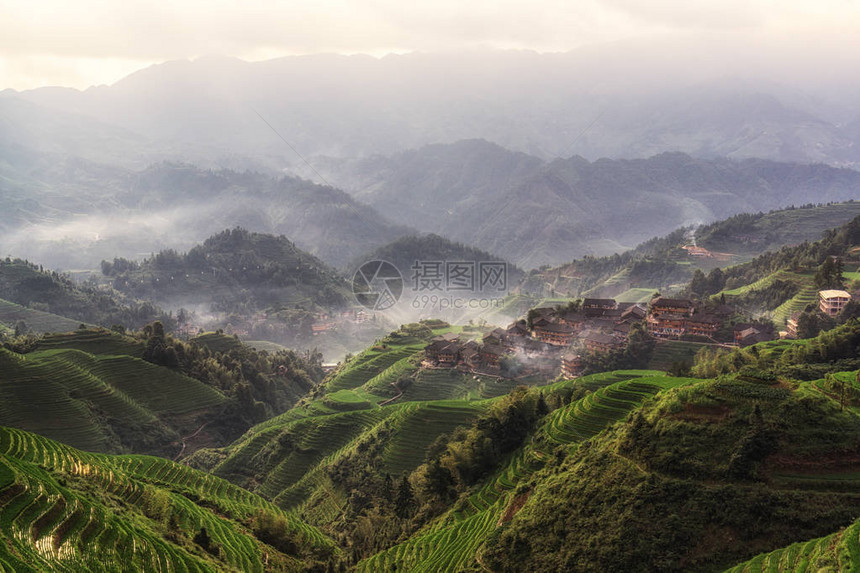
[584,332,616,345]
[621,305,647,319]
[481,344,506,356]
[538,322,575,334]
[425,340,450,353]
[560,311,585,322]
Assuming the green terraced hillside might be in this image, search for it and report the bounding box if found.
[0,426,336,572]
[186,367,673,572]
[725,517,860,572]
[0,298,83,334]
[475,370,860,572]
[357,371,692,573]
[35,330,145,357]
[200,399,486,510]
[0,345,226,455]
[648,339,711,371]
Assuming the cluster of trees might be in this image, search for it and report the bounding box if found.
[135,322,324,434]
[412,387,545,511]
[814,256,845,290]
[688,267,727,298]
[321,423,421,563]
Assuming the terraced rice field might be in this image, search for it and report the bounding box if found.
[212,408,390,503]
[381,401,486,476]
[0,426,335,572]
[36,330,144,358]
[770,284,818,327]
[357,371,694,573]
[360,357,418,396]
[648,340,711,371]
[0,347,226,452]
[725,518,860,572]
[0,298,82,334]
[721,270,809,298]
[190,332,244,354]
[614,288,659,303]
[401,369,479,402]
[326,340,426,393]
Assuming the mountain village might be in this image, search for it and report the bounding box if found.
[417,291,842,379]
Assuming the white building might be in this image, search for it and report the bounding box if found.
[819,290,852,317]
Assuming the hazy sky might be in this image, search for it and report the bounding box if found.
[1,0,859,90]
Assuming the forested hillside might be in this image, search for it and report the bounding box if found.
[102,227,351,314]
[0,257,169,332]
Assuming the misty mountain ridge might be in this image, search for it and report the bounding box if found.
[4,47,860,167]
[0,154,409,270]
[3,137,860,273]
[102,227,351,313]
[319,141,860,267]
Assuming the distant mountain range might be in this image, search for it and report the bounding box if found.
[3,139,860,273]
[4,48,860,166]
[4,47,860,272]
[322,140,860,267]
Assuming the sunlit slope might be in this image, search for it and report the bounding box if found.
[474,372,860,572]
[0,426,336,572]
[725,514,860,572]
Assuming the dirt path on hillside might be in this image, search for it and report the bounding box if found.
[173,423,208,461]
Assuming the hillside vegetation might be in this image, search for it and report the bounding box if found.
[349,233,523,284]
[689,214,860,330]
[9,314,860,570]
[480,372,860,572]
[0,425,336,572]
